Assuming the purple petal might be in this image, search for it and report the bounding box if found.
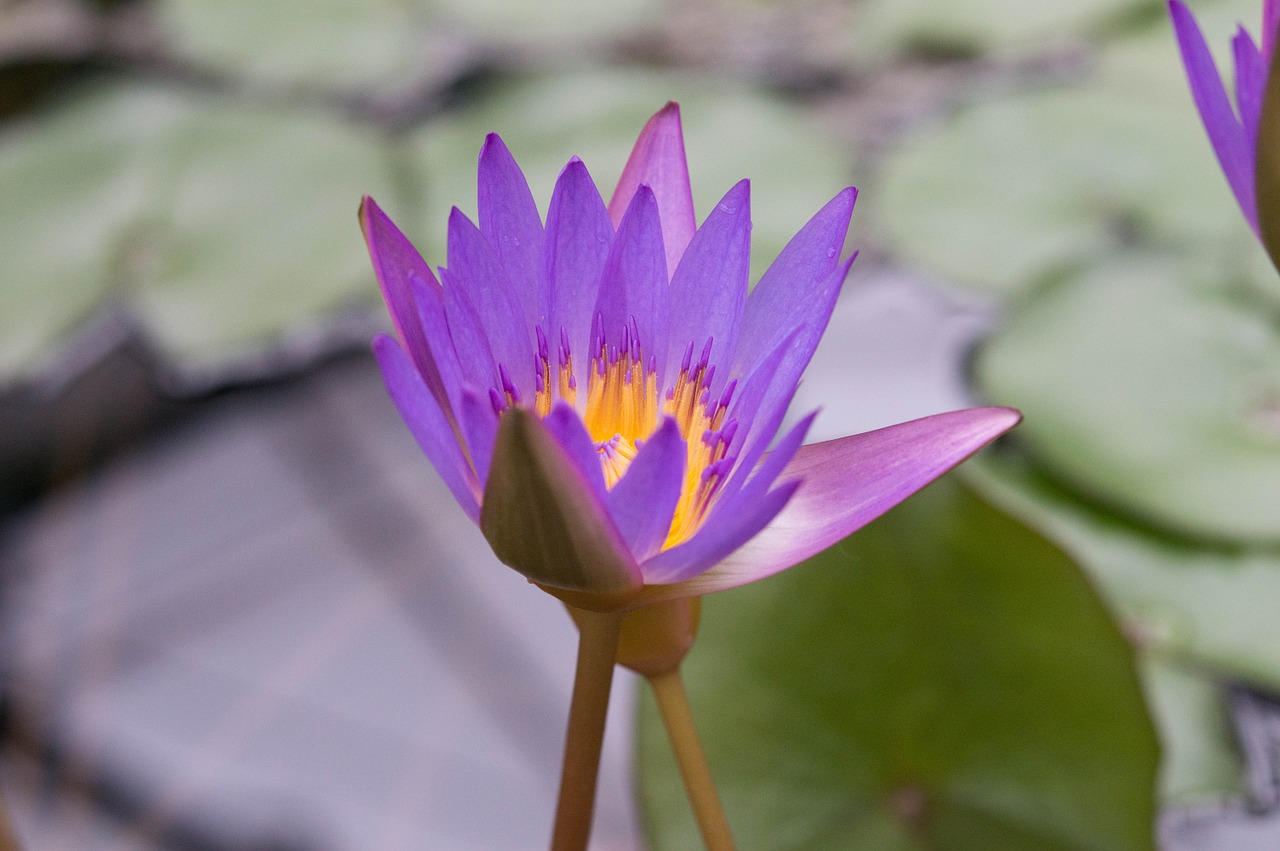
[594,185,668,378]
[608,418,685,562]
[459,385,498,485]
[735,254,855,447]
[639,482,799,588]
[635,406,1022,603]
[373,334,481,521]
[480,408,642,598]
[478,134,546,330]
[408,270,465,412]
[543,402,608,499]
[1170,0,1257,230]
[360,197,454,412]
[664,179,751,392]
[641,413,815,584]
[608,102,696,278]
[440,267,499,390]
[546,158,614,377]
[1234,27,1265,165]
[446,208,535,397]
[733,188,858,380]
[1265,0,1278,63]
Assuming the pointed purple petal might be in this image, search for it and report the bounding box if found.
[664,179,751,391]
[447,208,534,397]
[546,158,614,377]
[408,271,465,411]
[608,102,696,278]
[608,418,685,562]
[636,406,1021,604]
[733,188,858,379]
[594,185,668,377]
[480,408,642,597]
[732,254,855,456]
[478,134,546,330]
[543,402,608,499]
[1234,28,1265,165]
[373,334,481,521]
[641,413,815,584]
[639,482,799,588]
[459,385,499,485]
[361,198,454,410]
[1170,0,1257,230]
[1265,0,1279,63]
[441,267,499,390]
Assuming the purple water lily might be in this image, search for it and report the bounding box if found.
[362,103,1019,613]
[1170,0,1279,234]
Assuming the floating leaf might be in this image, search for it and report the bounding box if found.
[0,81,401,384]
[974,255,1280,543]
[968,451,1280,694]
[1140,657,1245,804]
[873,10,1272,297]
[638,476,1158,851]
[849,0,1150,59]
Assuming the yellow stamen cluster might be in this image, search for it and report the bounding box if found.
[521,323,737,552]
[584,345,658,446]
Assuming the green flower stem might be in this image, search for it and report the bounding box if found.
[550,607,625,851]
[648,669,736,850]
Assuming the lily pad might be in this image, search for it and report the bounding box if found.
[408,70,854,282]
[158,0,661,92]
[1140,657,1245,804]
[967,451,1280,695]
[0,81,401,385]
[637,476,1158,851]
[872,9,1272,297]
[974,255,1280,543]
[849,0,1152,60]
[157,0,435,91]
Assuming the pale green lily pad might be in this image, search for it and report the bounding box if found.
[638,476,1158,851]
[159,0,660,91]
[1140,657,1245,804]
[872,10,1272,297]
[848,0,1152,61]
[974,255,1280,543]
[157,0,434,91]
[408,70,854,281]
[0,81,400,383]
[967,451,1280,694]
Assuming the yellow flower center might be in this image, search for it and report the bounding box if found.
[527,323,735,550]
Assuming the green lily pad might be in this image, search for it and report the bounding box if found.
[872,7,1272,297]
[157,0,434,91]
[408,70,854,282]
[1140,657,1245,804]
[974,255,1280,543]
[158,0,661,91]
[967,451,1280,694]
[637,476,1158,851]
[848,0,1152,60]
[0,81,401,384]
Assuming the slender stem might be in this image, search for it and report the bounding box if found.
[550,607,624,851]
[648,669,736,851]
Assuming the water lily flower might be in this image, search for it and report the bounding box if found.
[361,103,1020,616]
[1169,0,1279,235]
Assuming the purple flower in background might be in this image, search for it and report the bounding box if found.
[362,103,1019,613]
[1170,0,1280,234]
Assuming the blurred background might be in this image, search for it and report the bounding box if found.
[1,0,1279,847]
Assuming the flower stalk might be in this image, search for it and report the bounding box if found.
[550,607,625,851]
[649,669,736,851]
